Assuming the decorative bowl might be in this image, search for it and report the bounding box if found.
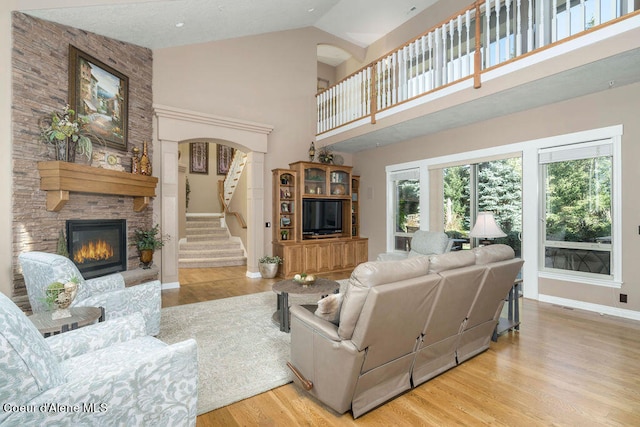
[293,273,316,286]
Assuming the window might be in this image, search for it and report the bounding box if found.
[540,140,613,278]
[442,157,522,254]
[390,169,420,252]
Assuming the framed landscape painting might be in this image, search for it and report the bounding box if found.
[68,45,129,150]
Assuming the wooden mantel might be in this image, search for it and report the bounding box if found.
[37,161,159,212]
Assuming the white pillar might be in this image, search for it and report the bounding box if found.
[245,151,265,278]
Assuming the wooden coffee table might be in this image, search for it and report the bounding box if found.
[29,306,105,337]
[272,278,340,332]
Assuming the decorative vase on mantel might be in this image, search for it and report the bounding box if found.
[56,138,77,163]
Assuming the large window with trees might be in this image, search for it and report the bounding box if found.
[390,169,420,252]
[540,140,613,278]
[443,157,522,254]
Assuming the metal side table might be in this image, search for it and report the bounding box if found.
[492,278,522,341]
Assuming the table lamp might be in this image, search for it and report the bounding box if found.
[469,212,506,245]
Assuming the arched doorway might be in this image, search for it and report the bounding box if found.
[154,105,273,287]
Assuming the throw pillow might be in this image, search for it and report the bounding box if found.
[314,293,343,325]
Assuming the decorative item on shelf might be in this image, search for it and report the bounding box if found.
[280,175,290,185]
[281,230,289,240]
[258,255,283,279]
[317,147,334,164]
[92,150,125,171]
[131,224,169,269]
[139,141,151,176]
[332,184,345,195]
[43,278,79,319]
[308,141,316,162]
[293,273,316,287]
[469,211,506,246]
[39,104,96,163]
[131,146,140,174]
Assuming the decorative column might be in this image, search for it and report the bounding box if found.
[245,151,265,277]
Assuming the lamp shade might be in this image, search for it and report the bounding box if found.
[469,212,506,239]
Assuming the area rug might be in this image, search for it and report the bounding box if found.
[157,290,328,415]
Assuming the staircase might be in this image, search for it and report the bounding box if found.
[178,214,246,268]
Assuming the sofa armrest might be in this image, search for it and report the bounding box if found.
[84,272,125,294]
[10,339,198,426]
[290,304,340,341]
[46,313,147,361]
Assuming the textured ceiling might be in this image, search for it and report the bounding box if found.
[21,0,439,51]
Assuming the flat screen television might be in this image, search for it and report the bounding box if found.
[302,199,343,236]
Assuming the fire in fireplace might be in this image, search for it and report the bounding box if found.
[66,219,127,279]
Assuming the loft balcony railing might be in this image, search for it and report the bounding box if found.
[316,0,639,136]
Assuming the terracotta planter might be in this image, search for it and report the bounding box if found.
[139,249,154,269]
[259,262,279,279]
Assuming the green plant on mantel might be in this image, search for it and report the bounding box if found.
[131,224,169,251]
[39,104,95,161]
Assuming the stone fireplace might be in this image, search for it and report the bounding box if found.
[66,219,127,279]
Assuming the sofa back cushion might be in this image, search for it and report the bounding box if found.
[408,231,451,257]
[350,273,441,373]
[473,244,515,265]
[427,250,476,274]
[338,256,430,340]
[0,293,62,420]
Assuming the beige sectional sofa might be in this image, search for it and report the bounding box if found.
[287,244,523,418]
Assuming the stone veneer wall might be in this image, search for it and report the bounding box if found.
[11,12,154,311]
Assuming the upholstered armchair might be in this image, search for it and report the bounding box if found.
[19,251,161,335]
[376,230,453,261]
[0,291,198,426]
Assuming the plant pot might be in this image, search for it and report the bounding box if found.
[139,249,154,269]
[56,138,77,162]
[259,262,279,279]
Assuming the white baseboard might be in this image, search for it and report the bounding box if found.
[538,294,640,321]
[246,271,262,279]
[161,281,180,290]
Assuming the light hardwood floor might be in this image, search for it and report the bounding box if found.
[164,267,640,426]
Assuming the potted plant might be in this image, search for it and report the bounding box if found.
[258,255,283,279]
[40,104,95,163]
[131,224,169,269]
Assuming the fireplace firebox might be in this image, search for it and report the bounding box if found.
[66,219,127,279]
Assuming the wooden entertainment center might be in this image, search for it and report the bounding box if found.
[272,161,368,278]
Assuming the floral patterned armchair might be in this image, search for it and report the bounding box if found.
[0,291,198,426]
[19,251,161,335]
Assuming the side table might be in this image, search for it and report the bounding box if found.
[492,278,522,341]
[272,278,340,332]
[29,306,105,337]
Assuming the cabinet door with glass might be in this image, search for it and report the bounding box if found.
[272,169,296,243]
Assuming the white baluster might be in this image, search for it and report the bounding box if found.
[391,53,396,104]
[505,0,511,60]
[411,42,417,97]
[486,0,491,68]
[376,61,382,111]
[527,0,533,52]
[552,0,557,42]
[427,31,433,90]
[516,0,522,56]
[448,20,454,82]
[580,0,586,32]
[539,0,547,48]
[465,10,471,76]
[495,0,501,65]
[420,35,426,94]
[441,25,447,84]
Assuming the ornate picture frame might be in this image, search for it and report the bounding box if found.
[190,142,209,174]
[217,145,235,175]
[68,45,129,150]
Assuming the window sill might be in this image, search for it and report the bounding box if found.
[538,271,622,288]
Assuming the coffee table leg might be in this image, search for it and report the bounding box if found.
[279,292,290,332]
